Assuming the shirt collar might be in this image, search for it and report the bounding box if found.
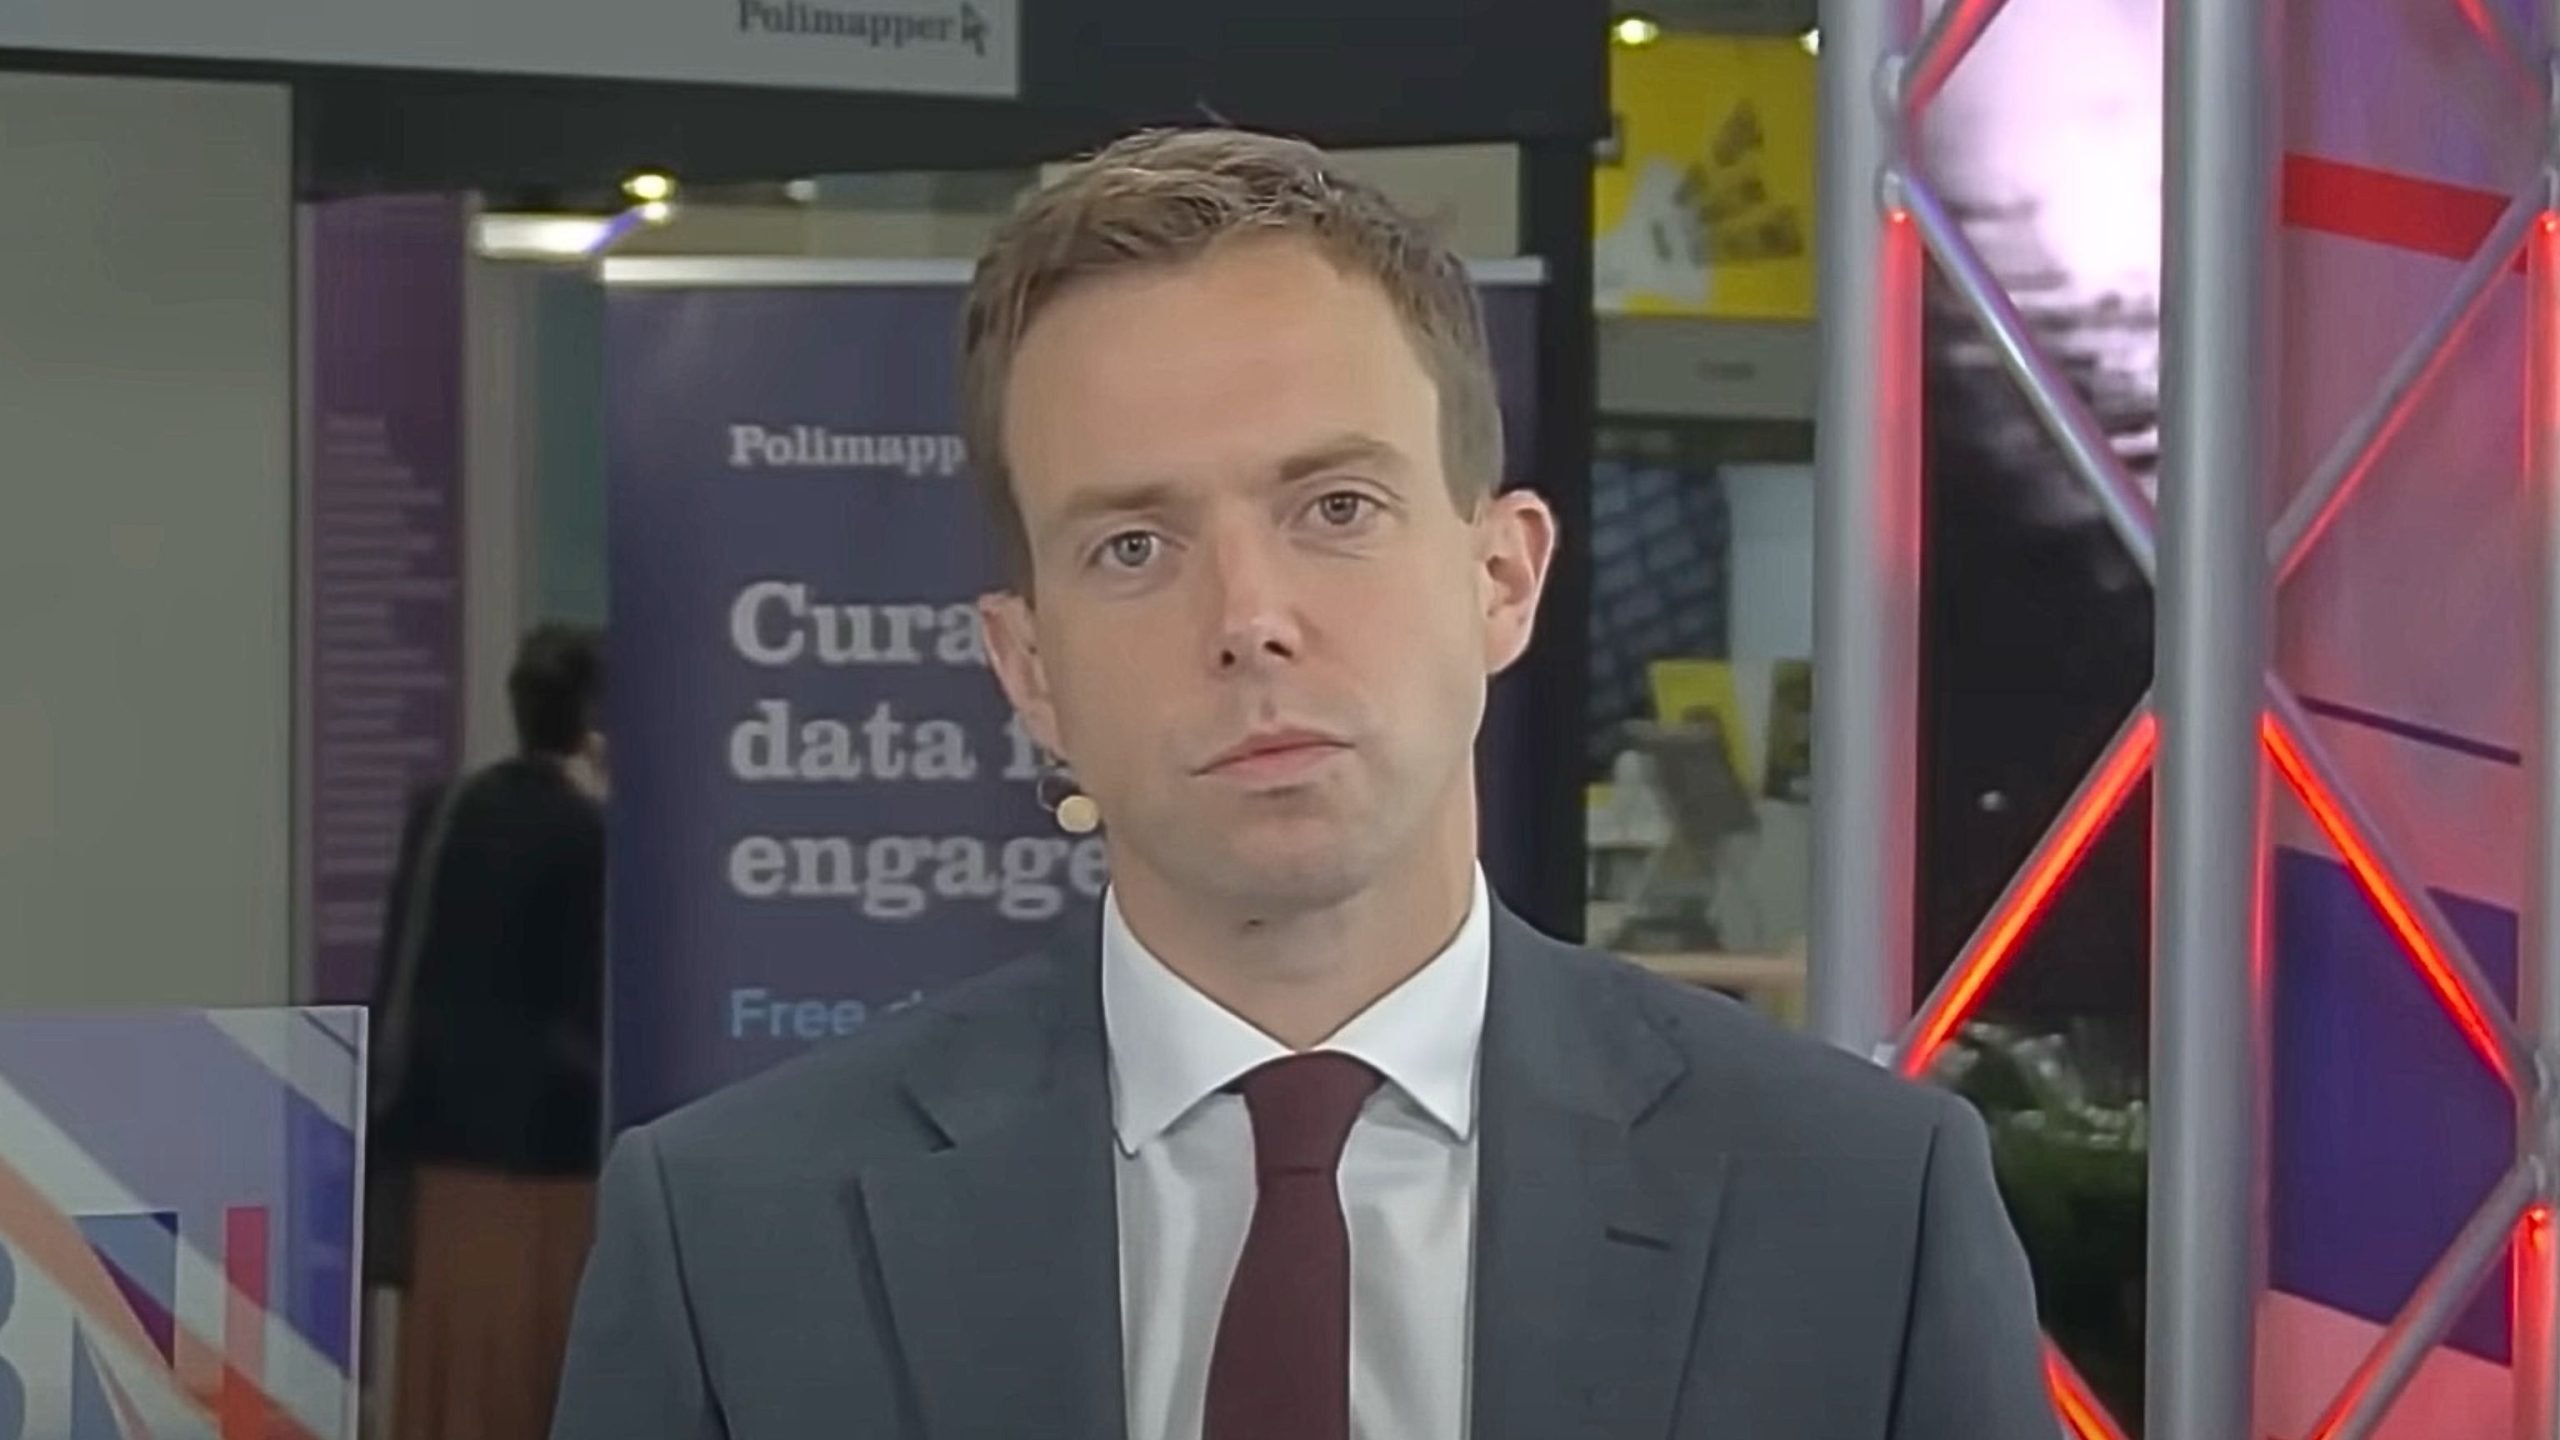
[1100,868,1493,1155]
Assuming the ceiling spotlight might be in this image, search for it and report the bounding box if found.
[784,178,820,204]
[1799,27,1821,56]
[638,199,676,226]
[1611,13,1662,47]
[622,171,677,204]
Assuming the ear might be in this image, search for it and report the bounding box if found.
[977,590,1064,755]
[1477,488,1557,676]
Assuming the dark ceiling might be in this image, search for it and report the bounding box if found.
[1640,0,1817,35]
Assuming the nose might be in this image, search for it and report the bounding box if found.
[1202,521,1303,672]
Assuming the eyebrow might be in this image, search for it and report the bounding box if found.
[1043,479,1185,546]
[1038,433,1414,545]
[1275,432,1408,484]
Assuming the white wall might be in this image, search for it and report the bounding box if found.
[633,144,1523,263]
[460,253,539,770]
[1721,462,1815,661]
[1330,145,1519,259]
[0,73,295,1008]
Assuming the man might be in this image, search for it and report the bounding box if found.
[373,622,609,1440]
[550,129,2055,1440]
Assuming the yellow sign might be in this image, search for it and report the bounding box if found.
[1648,658,1756,788]
[1595,33,1817,321]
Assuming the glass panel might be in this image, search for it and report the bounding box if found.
[1583,419,1815,1027]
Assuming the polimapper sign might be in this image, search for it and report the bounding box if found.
[0,0,1016,98]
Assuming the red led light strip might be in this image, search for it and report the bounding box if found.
[2260,712,2517,1085]
[1897,702,2525,1429]
[2519,213,2560,1440]
[1859,17,2549,1440]
[2044,1338,2134,1440]
[1900,712,2160,1077]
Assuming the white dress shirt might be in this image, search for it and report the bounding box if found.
[1102,871,1490,1440]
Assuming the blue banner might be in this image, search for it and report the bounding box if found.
[603,265,1540,1127]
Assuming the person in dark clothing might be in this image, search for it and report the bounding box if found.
[368,623,607,1440]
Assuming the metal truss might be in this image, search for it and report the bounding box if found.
[1813,0,2560,1436]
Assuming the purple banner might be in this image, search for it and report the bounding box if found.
[298,196,466,1004]
[603,271,1539,1127]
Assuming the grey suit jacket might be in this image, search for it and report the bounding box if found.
[550,907,2059,1439]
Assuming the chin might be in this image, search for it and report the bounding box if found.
[1178,835,1375,915]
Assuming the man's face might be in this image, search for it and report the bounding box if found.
[980,236,1553,917]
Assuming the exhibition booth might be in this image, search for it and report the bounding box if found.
[0,2,1604,1432]
[2,0,2555,1435]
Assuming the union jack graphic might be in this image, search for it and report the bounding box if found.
[0,1009,364,1440]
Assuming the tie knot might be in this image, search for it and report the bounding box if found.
[1237,1052,1380,1178]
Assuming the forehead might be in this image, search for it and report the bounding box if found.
[997,237,1442,508]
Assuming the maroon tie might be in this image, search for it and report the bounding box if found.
[1203,1052,1382,1440]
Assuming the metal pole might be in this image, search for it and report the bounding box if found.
[1510,139,1597,941]
[2149,0,2277,1432]
[2270,188,2541,584]
[1808,0,1922,1057]
[1902,0,2012,116]
[1894,696,2157,1072]
[2263,681,2532,1085]
[2516,69,2560,1434]
[1901,175,2158,581]
[2312,1161,2535,1440]
[2472,0,2550,108]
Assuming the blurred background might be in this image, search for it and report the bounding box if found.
[0,0,2548,1435]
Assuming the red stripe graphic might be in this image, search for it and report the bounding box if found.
[222,1207,270,1440]
[2282,152,2523,270]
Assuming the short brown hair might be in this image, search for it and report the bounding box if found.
[959,127,1504,589]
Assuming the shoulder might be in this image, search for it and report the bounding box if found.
[1522,934,1962,1147]
[622,950,1074,1180]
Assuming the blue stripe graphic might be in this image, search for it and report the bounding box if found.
[2272,847,2518,1362]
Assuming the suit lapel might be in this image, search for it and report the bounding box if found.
[1471,911,1730,1440]
[855,955,1127,1439]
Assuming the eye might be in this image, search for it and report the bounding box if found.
[1097,530,1161,571]
[1310,491,1377,528]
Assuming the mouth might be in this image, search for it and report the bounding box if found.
[1196,728,1352,783]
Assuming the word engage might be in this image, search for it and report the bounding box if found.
[727,831,1108,920]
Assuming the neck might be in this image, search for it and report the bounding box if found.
[1109,799,1478,1049]
[535,746,607,801]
